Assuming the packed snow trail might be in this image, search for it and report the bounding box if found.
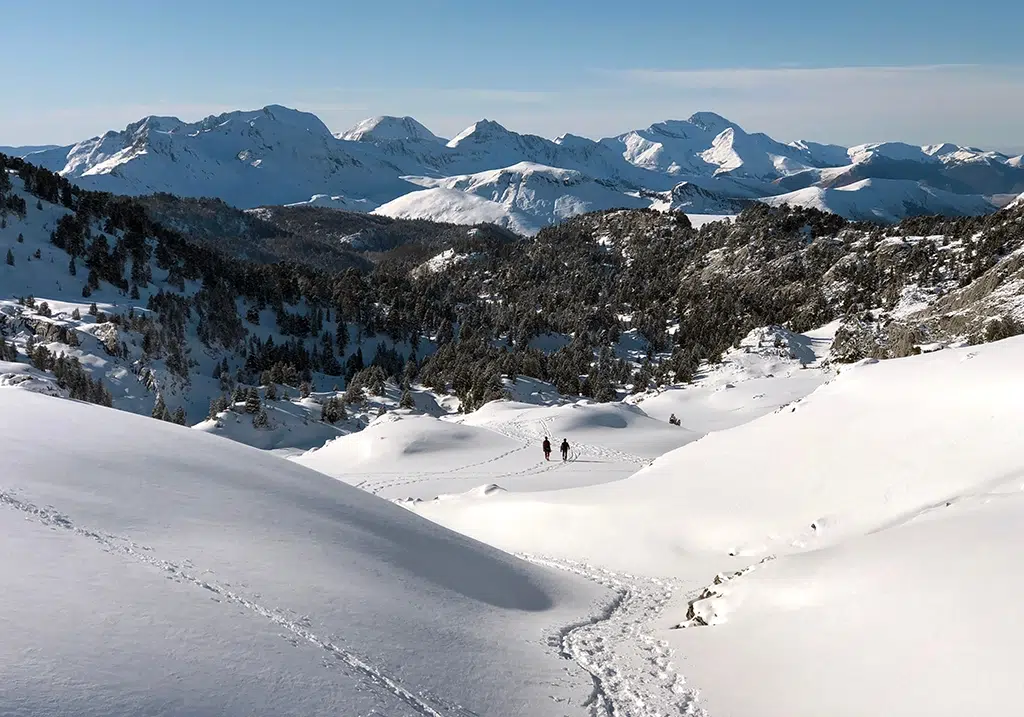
[524,555,705,717]
[492,418,652,466]
[0,488,463,717]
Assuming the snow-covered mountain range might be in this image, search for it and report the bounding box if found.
[14,105,1024,233]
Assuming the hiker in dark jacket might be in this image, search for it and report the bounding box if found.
[542,437,551,461]
[560,439,570,462]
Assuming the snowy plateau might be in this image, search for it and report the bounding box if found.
[18,105,1024,234]
[3,141,1024,716]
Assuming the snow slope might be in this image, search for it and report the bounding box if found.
[373,187,525,232]
[27,104,1023,226]
[0,145,60,157]
[0,389,607,717]
[763,177,997,221]
[678,490,1024,717]
[376,162,648,235]
[389,337,1024,717]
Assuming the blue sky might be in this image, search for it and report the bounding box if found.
[4,0,1023,151]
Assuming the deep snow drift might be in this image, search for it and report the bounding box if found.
[0,390,607,717]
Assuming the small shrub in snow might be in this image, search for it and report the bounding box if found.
[982,316,1023,344]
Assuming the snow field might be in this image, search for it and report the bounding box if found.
[0,389,612,717]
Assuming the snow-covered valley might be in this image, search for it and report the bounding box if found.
[6,320,1024,716]
[3,147,1024,715]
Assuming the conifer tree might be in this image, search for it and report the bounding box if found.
[245,386,261,414]
[399,389,415,409]
[253,407,269,429]
[152,395,170,421]
[172,407,186,425]
[5,248,13,266]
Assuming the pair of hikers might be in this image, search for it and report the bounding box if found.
[543,437,570,462]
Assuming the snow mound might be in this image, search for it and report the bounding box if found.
[295,412,523,477]
[373,187,528,233]
[0,390,602,716]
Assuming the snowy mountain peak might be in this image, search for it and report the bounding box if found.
[447,119,514,148]
[339,115,443,144]
[923,142,962,157]
[686,112,741,134]
[553,133,596,148]
[122,115,186,139]
[21,103,1024,227]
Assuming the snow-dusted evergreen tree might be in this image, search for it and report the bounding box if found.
[320,396,344,424]
[253,407,269,429]
[172,407,187,425]
[399,389,415,409]
[245,387,261,415]
[152,395,170,422]
[5,248,13,266]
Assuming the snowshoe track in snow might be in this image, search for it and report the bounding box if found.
[523,555,705,717]
[0,488,461,717]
